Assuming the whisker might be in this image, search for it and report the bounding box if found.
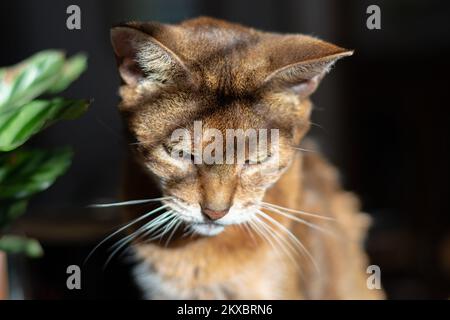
[290,146,317,153]
[182,225,196,238]
[110,211,174,251]
[129,141,145,146]
[260,202,334,221]
[253,216,300,270]
[165,219,183,247]
[256,210,319,273]
[248,219,277,253]
[138,212,177,242]
[241,222,257,245]
[261,205,335,237]
[310,121,327,133]
[161,217,181,240]
[95,117,127,143]
[144,215,179,243]
[83,204,169,265]
[104,211,175,268]
[88,196,173,208]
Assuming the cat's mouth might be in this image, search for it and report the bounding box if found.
[162,196,259,237]
[162,197,230,236]
[190,221,225,236]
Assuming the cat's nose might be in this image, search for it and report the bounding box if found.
[202,207,229,221]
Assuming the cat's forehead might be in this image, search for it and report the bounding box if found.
[124,91,275,147]
[187,101,266,131]
[140,17,260,58]
[160,94,267,133]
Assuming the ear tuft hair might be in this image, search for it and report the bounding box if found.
[262,35,353,97]
[110,25,189,86]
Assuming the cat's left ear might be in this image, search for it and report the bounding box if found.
[262,36,353,98]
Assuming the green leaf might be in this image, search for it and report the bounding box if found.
[0,98,89,151]
[0,50,90,259]
[0,199,27,229]
[0,50,65,112]
[0,148,73,200]
[0,51,88,115]
[0,235,43,257]
[49,53,87,94]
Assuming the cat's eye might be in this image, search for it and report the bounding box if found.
[181,151,196,163]
[163,143,176,155]
[244,153,272,166]
[163,143,195,163]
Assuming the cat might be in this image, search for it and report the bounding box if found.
[110,16,384,299]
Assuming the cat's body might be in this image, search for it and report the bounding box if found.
[111,17,383,299]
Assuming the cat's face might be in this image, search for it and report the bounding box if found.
[111,17,351,236]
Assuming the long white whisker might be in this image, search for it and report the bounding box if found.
[290,146,317,153]
[103,211,174,268]
[248,219,277,253]
[158,217,180,242]
[242,222,257,245]
[84,204,169,265]
[256,210,319,273]
[253,216,299,269]
[138,211,177,242]
[165,219,183,247]
[256,214,305,270]
[261,205,335,237]
[144,215,179,243]
[260,202,334,221]
[183,228,195,238]
[110,210,174,251]
[88,196,173,208]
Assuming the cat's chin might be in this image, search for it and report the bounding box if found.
[190,223,225,236]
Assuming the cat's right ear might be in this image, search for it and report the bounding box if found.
[110,26,189,86]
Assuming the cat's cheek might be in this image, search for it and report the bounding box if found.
[230,185,265,217]
[144,147,196,178]
[142,161,191,187]
[143,161,169,179]
[239,168,278,193]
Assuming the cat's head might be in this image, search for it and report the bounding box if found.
[111,17,352,236]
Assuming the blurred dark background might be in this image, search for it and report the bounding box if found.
[1,0,449,299]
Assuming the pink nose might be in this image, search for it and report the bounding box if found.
[202,208,229,221]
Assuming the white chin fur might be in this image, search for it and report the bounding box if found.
[191,223,225,236]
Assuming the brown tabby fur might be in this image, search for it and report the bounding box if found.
[111,17,384,299]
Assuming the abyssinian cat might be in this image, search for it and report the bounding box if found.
[110,17,383,299]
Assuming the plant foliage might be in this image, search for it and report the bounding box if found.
[0,50,89,256]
